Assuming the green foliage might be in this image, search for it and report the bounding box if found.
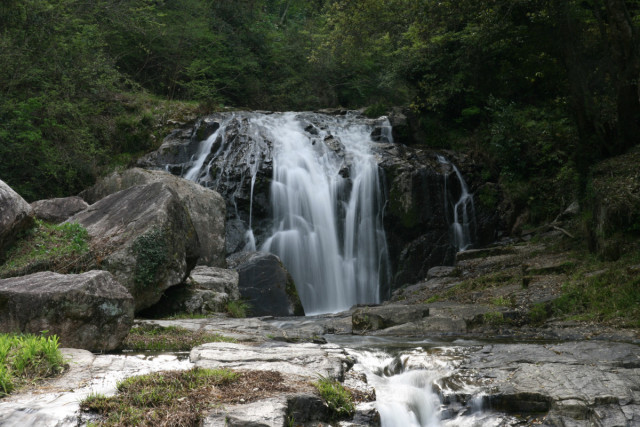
[313,376,355,420]
[81,368,239,426]
[0,332,65,397]
[0,220,91,278]
[528,303,549,325]
[552,251,640,327]
[483,311,505,326]
[225,300,251,318]
[121,324,236,352]
[132,228,168,288]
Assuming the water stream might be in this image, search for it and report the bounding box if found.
[438,156,476,251]
[183,112,390,315]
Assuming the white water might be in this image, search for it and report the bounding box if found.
[184,112,390,315]
[344,343,521,427]
[438,156,476,251]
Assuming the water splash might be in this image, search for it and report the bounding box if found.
[437,156,476,251]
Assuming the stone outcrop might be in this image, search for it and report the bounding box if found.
[0,270,134,351]
[80,168,226,267]
[231,252,304,317]
[352,304,430,332]
[31,196,89,224]
[0,179,34,260]
[67,182,199,312]
[141,267,240,317]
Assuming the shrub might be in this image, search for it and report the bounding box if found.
[313,376,355,419]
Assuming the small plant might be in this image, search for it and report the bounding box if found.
[132,227,168,288]
[121,324,236,352]
[528,303,548,324]
[425,295,440,304]
[490,296,511,307]
[483,311,505,326]
[313,376,355,420]
[226,300,250,318]
[0,332,65,396]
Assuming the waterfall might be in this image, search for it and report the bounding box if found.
[182,112,390,315]
[437,156,476,251]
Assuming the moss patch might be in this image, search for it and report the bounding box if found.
[121,324,236,352]
[132,228,169,288]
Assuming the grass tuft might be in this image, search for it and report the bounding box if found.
[0,332,65,396]
[0,220,91,278]
[121,324,236,352]
[312,376,355,420]
[225,300,251,318]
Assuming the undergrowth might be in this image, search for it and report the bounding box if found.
[0,220,91,278]
[0,332,65,396]
[121,324,236,352]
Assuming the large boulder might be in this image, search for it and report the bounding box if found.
[0,179,34,260]
[0,270,134,351]
[67,182,199,311]
[80,168,226,267]
[31,196,89,224]
[231,252,304,317]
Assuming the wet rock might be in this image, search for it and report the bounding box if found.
[79,168,226,267]
[31,196,88,224]
[427,266,457,279]
[0,179,34,260]
[0,270,133,351]
[67,182,199,312]
[234,252,304,317]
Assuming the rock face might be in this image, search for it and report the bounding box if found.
[232,252,304,317]
[0,271,134,351]
[31,196,89,223]
[137,111,501,295]
[0,179,34,260]
[80,168,226,267]
[67,182,199,312]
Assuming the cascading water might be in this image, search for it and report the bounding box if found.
[182,112,390,315]
[438,156,476,251]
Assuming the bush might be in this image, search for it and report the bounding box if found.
[313,376,355,419]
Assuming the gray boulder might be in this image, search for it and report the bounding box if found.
[31,196,89,223]
[0,270,134,351]
[67,182,199,312]
[0,179,34,259]
[189,266,240,300]
[232,252,304,317]
[80,168,226,267]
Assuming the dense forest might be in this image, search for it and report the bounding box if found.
[1,0,639,227]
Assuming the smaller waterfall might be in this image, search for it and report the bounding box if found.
[437,156,476,251]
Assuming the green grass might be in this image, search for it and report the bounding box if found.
[0,220,91,278]
[121,324,236,352]
[225,300,251,318]
[552,251,640,327]
[312,376,355,420]
[483,311,506,326]
[0,332,65,396]
[81,368,239,426]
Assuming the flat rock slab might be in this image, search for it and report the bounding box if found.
[0,348,191,427]
[191,341,347,380]
[189,265,239,299]
[0,270,134,351]
[449,341,640,426]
